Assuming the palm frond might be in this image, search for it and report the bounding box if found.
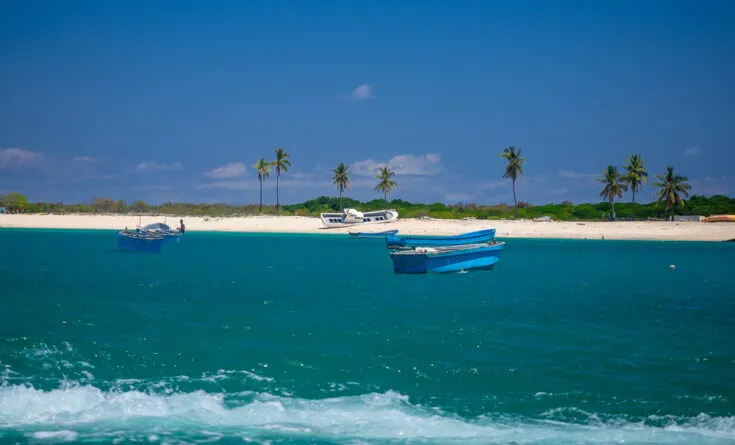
[273,148,291,174]
[331,162,351,192]
[652,166,691,213]
[500,146,526,180]
[598,165,627,201]
[253,158,272,181]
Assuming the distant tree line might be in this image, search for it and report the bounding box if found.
[1,145,729,221]
[2,193,733,221]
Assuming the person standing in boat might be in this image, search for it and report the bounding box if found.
[179,219,185,234]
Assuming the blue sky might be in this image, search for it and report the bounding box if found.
[1,0,733,205]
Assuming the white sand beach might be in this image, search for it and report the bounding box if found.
[1,214,733,241]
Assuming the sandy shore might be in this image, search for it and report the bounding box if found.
[1,214,734,241]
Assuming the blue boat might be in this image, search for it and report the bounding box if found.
[349,229,399,238]
[385,228,496,249]
[389,241,505,274]
[117,231,165,253]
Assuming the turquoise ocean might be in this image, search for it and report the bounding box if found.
[0,229,734,444]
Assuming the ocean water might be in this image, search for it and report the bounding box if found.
[0,229,734,445]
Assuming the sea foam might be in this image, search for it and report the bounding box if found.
[0,384,733,444]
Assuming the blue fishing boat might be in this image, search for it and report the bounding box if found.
[389,241,505,274]
[117,231,165,253]
[385,228,496,249]
[349,229,399,238]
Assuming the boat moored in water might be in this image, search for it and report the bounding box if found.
[349,229,399,238]
[385,228,496,249]
[117,231,165,253]
[321,208,398,228]
[390,241,505,274]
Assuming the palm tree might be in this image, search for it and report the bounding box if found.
[622,153,648,219]
[652,166,691,219]
[272,148,291,211]
[331,162,351,209]
[597,165,627,221]
[253,158,272,214]
[375,166,397,202]
[500,146,526,219]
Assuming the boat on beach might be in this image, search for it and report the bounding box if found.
[390,241,505,274]
[385,228,496,249]
[702,215,735,222]
[117,231,165,253]
[349,229,399,238]
[320,208,398,228]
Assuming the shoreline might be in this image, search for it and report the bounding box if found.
[1,214,734,241]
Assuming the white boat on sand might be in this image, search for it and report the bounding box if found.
[320,208,399,228]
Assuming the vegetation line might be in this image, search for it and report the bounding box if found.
[1,193,733,221]
[1,148,731,220]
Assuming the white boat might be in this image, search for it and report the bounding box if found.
[141,222,182,242]
[320,208,399,228]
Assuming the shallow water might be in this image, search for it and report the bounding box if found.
[0,229,733,444]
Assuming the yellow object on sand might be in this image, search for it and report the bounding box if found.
[702,215,735,222]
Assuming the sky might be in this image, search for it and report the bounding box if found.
[1,0,733,206]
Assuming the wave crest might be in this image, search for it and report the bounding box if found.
[0,384,733,444]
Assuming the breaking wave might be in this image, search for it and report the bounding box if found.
[0,384,733,444]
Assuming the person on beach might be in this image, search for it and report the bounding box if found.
[179,219,185,234]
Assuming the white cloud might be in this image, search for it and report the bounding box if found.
[70,173,120,183]
[136,162,183,172]
[132,185,173,191]
[689,176,730,196]
[204,162,246,179]
[684,146,701,156]
[559,170,597,179]
[0,148,43,168]
[476,180,506,191]
[291,172,326,181]
[351,84,375,100]
[73,156,97,163]
[198,178,329,191]
[198,180,257,191]
[444,193,474,202]
[353,153,442,176]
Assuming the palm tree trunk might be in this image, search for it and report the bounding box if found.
[276,172,280,211]
[610,197,616,221]
[512,179,518,219]
[339,188,343,209]
[632,188,636,220]
[259,179,263,214]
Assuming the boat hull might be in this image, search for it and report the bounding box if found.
[349,230,399,238]
[702,215,735,222]
[321,209,398,228]
[162,233,182,243]
[385,229,496,249]
[390,242,505,274]
[117,232,164,253]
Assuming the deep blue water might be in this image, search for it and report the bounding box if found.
[0,229,734,444]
